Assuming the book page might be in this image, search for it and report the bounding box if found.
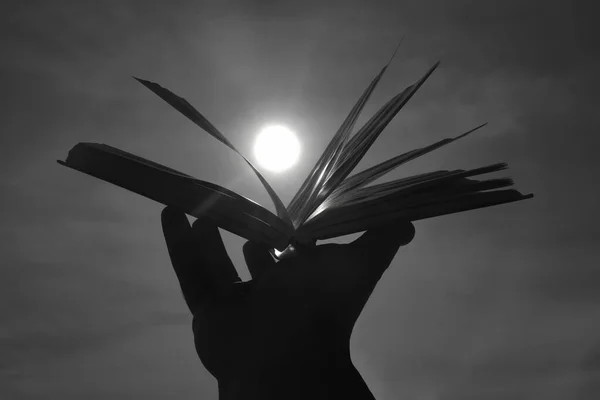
[327,123,487,202]
[60,143,292,250]
[297,189,533,241]
[293,61,441,226]
[134,78,293,228]
[287,40,406,227]
[302,162,511,230]
[286,64,389,226]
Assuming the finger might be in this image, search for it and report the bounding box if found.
[161,206,210,312]
[191,218,241,288]
[350,221,415,272]
[243,241,276,281]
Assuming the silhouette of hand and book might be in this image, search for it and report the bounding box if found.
[59,54,532,258]
[160,205,415,399]
[58,51,534,398]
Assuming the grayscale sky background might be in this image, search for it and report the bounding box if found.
[1,1,599,399]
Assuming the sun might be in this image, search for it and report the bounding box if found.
[253,125,300,173]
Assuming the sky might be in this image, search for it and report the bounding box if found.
[1,0,599,399]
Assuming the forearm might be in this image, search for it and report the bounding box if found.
[218,360,375,400]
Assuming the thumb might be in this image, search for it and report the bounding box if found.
[243,241,276,281]
[350,221,415,270]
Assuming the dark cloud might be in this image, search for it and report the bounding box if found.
[580,351,600,373]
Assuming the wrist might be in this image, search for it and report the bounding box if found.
[219,358,375,400]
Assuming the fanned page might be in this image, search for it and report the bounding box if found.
[293,61,441,226]
[287,60,392,226]
[288,56,532,242]
[287,39,405,226]
[133,78,293,229]
[310,123,489,217]
[59,143,291,251]
[296,162,533,240]
[328,123,487,201]
[59,51,533,254]
[301,189,532,241]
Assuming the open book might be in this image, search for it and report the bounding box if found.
[59,56,533,257]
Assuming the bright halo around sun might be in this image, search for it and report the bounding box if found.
[253,125,300,173]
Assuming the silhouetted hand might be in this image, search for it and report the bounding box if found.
[161,206,415,400]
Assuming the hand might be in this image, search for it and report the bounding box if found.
[161,206,415,400]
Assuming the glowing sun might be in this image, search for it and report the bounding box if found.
[253,125,300,173]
